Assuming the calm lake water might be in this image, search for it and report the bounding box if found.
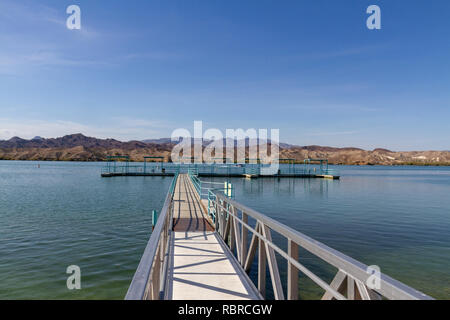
[0,161,449,299]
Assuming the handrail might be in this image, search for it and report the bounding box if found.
[125,173,178,300]
[187,171,234,222]
[125,172,431,300]
[210,192,434,300]
[188,170,234,199]
[102,162,339,177]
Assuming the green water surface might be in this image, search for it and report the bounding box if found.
[0,162,449,299]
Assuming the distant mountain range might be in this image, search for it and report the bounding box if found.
[0,133,449,165]
[142,137,295,149]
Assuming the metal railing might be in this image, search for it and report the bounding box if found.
[187,170,234,222]
[208,192,434,300]
[126,171,433,300]
[102,162,339,177]
[125,173,178,300]
[187,169,202,195]
[188,169,233,197]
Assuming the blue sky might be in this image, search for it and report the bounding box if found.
[0,0,449,150]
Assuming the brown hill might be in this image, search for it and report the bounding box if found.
[0,134,449,165]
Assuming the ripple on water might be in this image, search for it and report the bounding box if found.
[0,161,170,299]
[1,162,449,299]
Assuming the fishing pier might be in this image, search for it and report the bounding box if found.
[122,168,433,300]
[101,157,339,179]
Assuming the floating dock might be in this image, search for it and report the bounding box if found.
[100,161,340,179]
[101,172,339,179]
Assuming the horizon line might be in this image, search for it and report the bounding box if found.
[1,132,449,153]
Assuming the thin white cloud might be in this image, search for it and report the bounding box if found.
[0,1,60,25]
[0,51,113,69]
[123,52,185,61]
[109,117,171,129]
[0,45,181,75]
[0,0,181,75]
[306,131,358,137]
[0,118,173,141]
[291,44,387,61]
[0,0,106,74]
[0,0,100,37]
[0,49,181,74]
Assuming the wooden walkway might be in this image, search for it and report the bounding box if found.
[166,174,260,300]
[172,174,214,232]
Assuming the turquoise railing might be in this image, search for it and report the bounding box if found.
[169,172,179,194]
[187,169,235,224]
[102,162,339,177]
[188,169,202,196]
[208,189,217,223]
[244,165,259,175]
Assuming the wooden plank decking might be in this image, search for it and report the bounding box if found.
[166,174,260,300]
[172,174,214,232]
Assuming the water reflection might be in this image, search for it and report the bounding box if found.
[227,167,450,299]
[235,177,333,199]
